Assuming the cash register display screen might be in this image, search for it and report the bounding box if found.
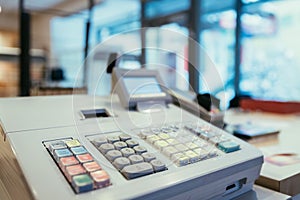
[123,77,163,96]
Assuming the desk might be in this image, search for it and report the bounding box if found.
[0,137,33,200]
[225,109,300,196]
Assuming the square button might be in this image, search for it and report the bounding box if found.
[59,156,79,171]
[83,161,101,173]
[71,146,87,155]
[90,170,110,188]
[49,141,66,154]
[65,164,86,181]
[72,174,94,193]
[54,149,72,161]
[65,139,81,148]
[77,153,94,163]
[218,141,240,153]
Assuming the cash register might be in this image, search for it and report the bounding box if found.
[0,68,263,200]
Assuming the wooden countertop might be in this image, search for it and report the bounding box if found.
[0,137,33,200]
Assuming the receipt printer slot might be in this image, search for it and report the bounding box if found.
[81,109,111,119]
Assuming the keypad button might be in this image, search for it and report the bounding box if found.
[119,134,131,141]
[185,150,199,163]
[121,162,154,179]
[209,135,229,145]
[133,146,147,154]
[154,140,169,150]
[186,142,199,150]
[158,133,170,140]
[99,143,115,154]
[59,156,79,170]
[162,146,180,157]
[105,150,122,162]
[200,131,215,140]
[120,148,135,157]
[90,170,110,188]
[92,136,107,147]
[140,129,152,138]
[72,174,94,193]
[65,164,86,181]
[194,148,208,160]
[208,150,218,158]
[71,146,87,155]
[218,141,240,153]
[141,152,156,162]
[49,141,67,153]
[166,138,180,146]
[150,159,166,172]
[113,157,130,170]
[146,135,160,144]
[129,154,144,164]
[76,153,94,163]
[83,161,102,173]
[126,139,139,148]
[107,136,120,143]
[114,141,127,150]
[151,128,160,134]
[54,148,72,161]
[174,144,188,152]
[65,139,81,148]
[171,153,189,167]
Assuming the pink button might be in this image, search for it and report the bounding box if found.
[76,153,93,163]
[59,156,79,171]
[83,161,101,173]
[90,170,110,188]
[65,164,86,182]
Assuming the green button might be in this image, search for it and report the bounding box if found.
[218,141,240,153]
[72,174,94,193]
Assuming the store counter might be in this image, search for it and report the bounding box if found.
[225,109,300,196]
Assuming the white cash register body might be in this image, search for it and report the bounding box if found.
[0,69,263,200]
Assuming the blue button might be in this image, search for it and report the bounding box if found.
[218,141,240,153]
[54,148,73,161]
[71,146,88,155]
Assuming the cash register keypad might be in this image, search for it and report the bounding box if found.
[139,122,240,167]
[43,138,111,194]
[88,133,167,180]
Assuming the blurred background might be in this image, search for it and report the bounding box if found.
[0,0,299,109]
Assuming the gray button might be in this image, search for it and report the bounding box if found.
[107,136,120,143]
[49,141,66,154]
[119,134,131,141]
[121,162,154,179]
[141,152,156,162]
[113,157,130,170]
[114,141,127,150]
[133,146,147,154]
[99,143,115,154]
[126,139,139,148]
[121,148,135,157]
[105,150,122,162]
[150,159,166,172]
[128,154,144,164]
[92,136,107,147]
